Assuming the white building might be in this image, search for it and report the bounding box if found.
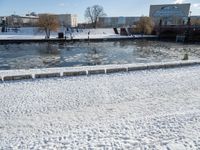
[1,15,39,27]
[20,16,39,25]
[57,14,78,27]
[1,13,78,28]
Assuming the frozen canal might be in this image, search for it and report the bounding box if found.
[0,40,200,70]
[0,66,200,149]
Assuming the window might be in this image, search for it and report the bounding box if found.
[154,6,185,17]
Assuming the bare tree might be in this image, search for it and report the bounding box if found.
[135,16,154,35]
[37,14,59,39]
[191,18,200,25]
[85,5,106,28]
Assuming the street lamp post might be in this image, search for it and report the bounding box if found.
[185,11,192,42]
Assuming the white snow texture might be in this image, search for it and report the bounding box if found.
[0,65,200,149]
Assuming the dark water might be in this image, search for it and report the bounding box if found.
[0,40,200,70]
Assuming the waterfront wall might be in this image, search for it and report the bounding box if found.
[0,60,200,82]
[0,35,158,44]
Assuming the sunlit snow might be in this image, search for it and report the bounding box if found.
[0,65,200,149]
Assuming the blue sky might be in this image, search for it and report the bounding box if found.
[0,0,200,22]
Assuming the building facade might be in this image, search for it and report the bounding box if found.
[149,3,191,25]
[56,14,78,27]
[1,13,78,28]
[20,16,39,25]
[0,15,39,27]
[98,17,140,28]
[0,17,5,24]
[39,14,78,27]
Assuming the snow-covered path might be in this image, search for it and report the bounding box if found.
[0,66,200,149]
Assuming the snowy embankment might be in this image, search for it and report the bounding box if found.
[0,27,156,40]
[0,27,119,40]
[0,64,200,149]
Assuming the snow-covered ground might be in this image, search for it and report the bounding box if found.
[0,27,119,40]
[0,65,200,149]
[0,27,155,40]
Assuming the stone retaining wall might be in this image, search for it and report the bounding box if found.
[0,36,158,44]
[0,61,200,82]
[35,73,60,79]
[3,75,32,81]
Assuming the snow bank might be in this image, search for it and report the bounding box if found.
[0,65,200,149]
[0,27,58,39]
[0,27,121,40]
[0,27,154,40]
